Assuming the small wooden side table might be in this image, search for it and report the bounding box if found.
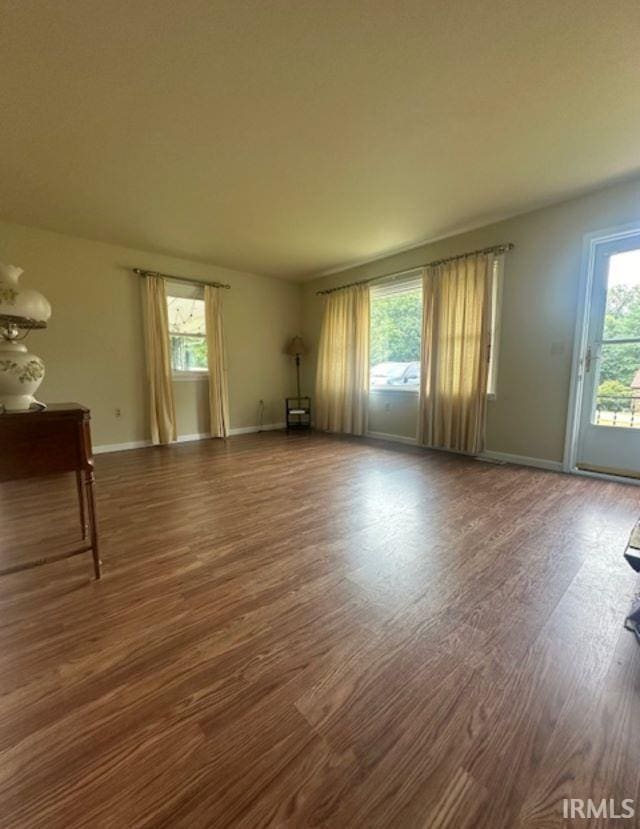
[0,403,101,579]
[286,396,311,430]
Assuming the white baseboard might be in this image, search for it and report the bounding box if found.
[94,432,562,475]
[479,450,563,472]
[227,422,285,436]
[94,424,285,454]
[364,434,560,473]
[571,467,640,487]
[176,432,211,443]
[365,430,418,446]
[94,439,151,454]
[94,433,208,454]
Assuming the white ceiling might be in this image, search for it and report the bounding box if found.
[0,0,639,280]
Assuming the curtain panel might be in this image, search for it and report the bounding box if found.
[315,284,370,435]
[204,285,230,438]
[144,275,177,445]
[418,252,494,455]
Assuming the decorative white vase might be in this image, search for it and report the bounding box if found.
[0,263,51,412]
[0,341,45,411]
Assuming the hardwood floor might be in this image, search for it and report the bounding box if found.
[1,432,639,828]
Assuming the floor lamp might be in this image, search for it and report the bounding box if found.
[284,336,308,401]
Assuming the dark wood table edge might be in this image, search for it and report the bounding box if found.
[0,403,101,580]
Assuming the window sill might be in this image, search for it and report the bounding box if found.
[172,371,209,382]
[368,387,497,400]
[369,387,419,394]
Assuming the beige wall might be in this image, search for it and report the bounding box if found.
[4,174,640,460]
[0,220,301,447]
[367,390,420,440]
[302,177,640,463]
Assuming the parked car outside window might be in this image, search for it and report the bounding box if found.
[370,361,420,389]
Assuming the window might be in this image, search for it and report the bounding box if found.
[593,246,640,428]
[369,257,503,396]
[370,273,422,391]
[167,295,208,374]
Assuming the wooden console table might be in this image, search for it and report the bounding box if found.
[0,404,101,579]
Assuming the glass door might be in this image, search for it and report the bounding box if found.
[576,234,640,477]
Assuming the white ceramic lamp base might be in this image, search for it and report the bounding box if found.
[0,341,46,412]
[0,262,51,410]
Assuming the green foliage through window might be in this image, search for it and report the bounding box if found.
[597,283,640,411]
[370,290,422,366]
[170,335,208,372]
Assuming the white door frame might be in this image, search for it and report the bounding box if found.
[563,221,640,477]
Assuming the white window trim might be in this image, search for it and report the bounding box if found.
[172,369,209,382]
[369,386,419,395]
[563,220,640,474]
[169,331,209,380]
[369,386,420,395]
[370,270,423,298]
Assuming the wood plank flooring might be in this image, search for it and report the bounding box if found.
[0,432,639,828]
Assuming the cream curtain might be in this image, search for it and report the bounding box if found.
[315,284,370,435]
[418,252,494,455]
[144,275,177,445]
[204,285,230,438]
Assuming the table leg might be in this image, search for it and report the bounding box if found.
[84,470,101,579]
[76,470,87,540]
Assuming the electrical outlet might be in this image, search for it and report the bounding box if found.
[115,408,122,418]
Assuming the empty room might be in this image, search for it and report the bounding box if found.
[1,1,640,826]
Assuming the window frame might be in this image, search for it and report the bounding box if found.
[367,256,503,399]
[369,271,423,395]
[166,291,209,380]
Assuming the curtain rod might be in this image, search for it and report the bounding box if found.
[316,243,514,295]
[132,268,231,290]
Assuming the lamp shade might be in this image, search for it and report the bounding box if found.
[0,263,51,329]
[284,336,308,356]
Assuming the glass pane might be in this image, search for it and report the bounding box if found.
[170,335,208,372]
[603,249,640,340]
[167,297,206,335]
[594,341,640,428]
[370,287,422,389]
